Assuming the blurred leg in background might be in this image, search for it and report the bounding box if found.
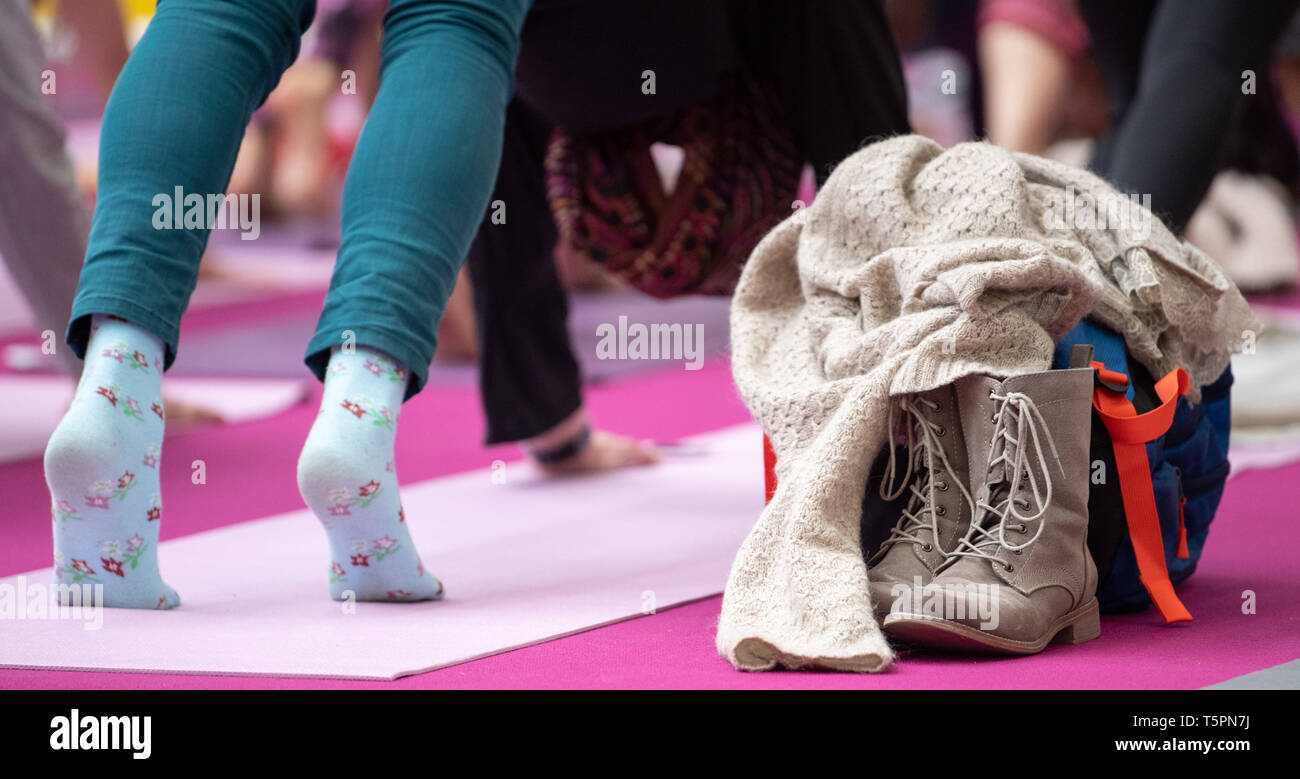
[1082,0,1299,234]
[0,0,92,378]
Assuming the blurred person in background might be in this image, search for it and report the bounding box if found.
[465,0,911,473]
[971,0,1300,291]
[1079,0,1298,236]
[0,0,220,427]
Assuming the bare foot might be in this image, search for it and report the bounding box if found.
[267,59,339,219]
[435,269,478,363]
[162,396,225,434]
[59,390,223,435]
[228,124,270,202]
[534,430,661,475]
[528,409,660,475]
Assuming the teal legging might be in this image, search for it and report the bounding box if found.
[67,0,532,399]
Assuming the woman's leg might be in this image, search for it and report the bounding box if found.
[471,0,740,472]
[44,0,315,609]
[1082,0,1299,233]
[465,99,579,446]
[68,0,315,355]
[0,0,87,377]
[1077,0,1154,175]
[302,0,530,391]
[978,21,1074,154]
[464,99,659,472]
[296,0,532,601]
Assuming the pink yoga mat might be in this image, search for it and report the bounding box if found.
[0,425,763,680]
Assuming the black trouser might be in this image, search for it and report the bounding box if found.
[467,0,910,444]
[1080,0,1299,234]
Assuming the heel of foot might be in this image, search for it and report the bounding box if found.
[44,412,122,497]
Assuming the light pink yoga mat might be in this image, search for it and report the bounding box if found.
[0,424,763,680]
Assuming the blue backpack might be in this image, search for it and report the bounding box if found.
[1053,320,1233,622]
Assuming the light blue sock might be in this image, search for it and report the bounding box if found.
[44,315,179,609]
[297,346,443,602]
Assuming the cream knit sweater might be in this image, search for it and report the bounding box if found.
[719,135,1256,672]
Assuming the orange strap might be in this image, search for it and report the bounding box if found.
[1090,361,1193,624]
[763,433,777,504]
[1176,497,1190,560]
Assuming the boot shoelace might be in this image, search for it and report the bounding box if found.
[874,396,975,559]
[951,389,1064,568]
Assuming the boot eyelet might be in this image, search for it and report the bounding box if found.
[1013,549,1022,555]
[935,505,947,516]
[1017,523,1028,533]
[935,426,946,437]
[922,543,933,552]
[936,481,949,491]
[1004,563,1015,572]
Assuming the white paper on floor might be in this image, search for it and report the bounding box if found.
[0,375,311,464]
[0,424,763,680]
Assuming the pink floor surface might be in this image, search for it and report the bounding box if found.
[2,356,1297,689]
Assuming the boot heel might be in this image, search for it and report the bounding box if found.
[1052,601,1101,645]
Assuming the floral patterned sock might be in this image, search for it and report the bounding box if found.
[297,346,443,602]
[43,315,178,609]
